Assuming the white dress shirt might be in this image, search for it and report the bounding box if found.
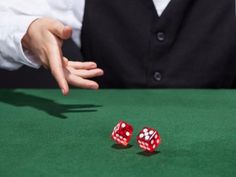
[0,0,171,70]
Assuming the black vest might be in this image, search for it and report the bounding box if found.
[81,0,236,88]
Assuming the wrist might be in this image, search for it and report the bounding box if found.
[21,18,41,51]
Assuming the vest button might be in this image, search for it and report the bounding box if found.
[154,72,162,81]
[156,32,165,42]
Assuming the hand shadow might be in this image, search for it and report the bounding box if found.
[0,89,102,119]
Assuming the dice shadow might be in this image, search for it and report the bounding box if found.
[111,144,133,150]
[136,150,160,157]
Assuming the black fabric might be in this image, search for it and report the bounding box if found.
[81,0,236,88]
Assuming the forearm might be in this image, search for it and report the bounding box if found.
[0,13,42,70]
[0,0,48,70]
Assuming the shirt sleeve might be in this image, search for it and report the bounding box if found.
[0,0,84,71]
[0,13,42,70]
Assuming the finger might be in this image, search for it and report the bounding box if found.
[67,67,104,79]
[50,20,72,40]
[67,61,98,69]
[65,71,100,89]
[63,57,69,67]
[47,47,69,95]
[62,26,72,39]
[40,58,50,69]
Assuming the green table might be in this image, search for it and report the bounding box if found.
[0,89,235,177]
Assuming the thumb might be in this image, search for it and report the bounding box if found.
[49,21,72,40]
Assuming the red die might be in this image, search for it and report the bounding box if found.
[137,127,161,152]
[111,120,133,146]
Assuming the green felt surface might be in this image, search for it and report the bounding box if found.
[0,89,235,177]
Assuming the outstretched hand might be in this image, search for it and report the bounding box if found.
[22,18,103,95]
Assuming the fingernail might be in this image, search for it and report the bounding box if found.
[61,89,66,95]
[91,63,97,67]
[92,85,99,89]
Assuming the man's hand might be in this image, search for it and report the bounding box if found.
[22,18,103,95]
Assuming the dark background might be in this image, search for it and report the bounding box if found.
[0,39,81,88]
